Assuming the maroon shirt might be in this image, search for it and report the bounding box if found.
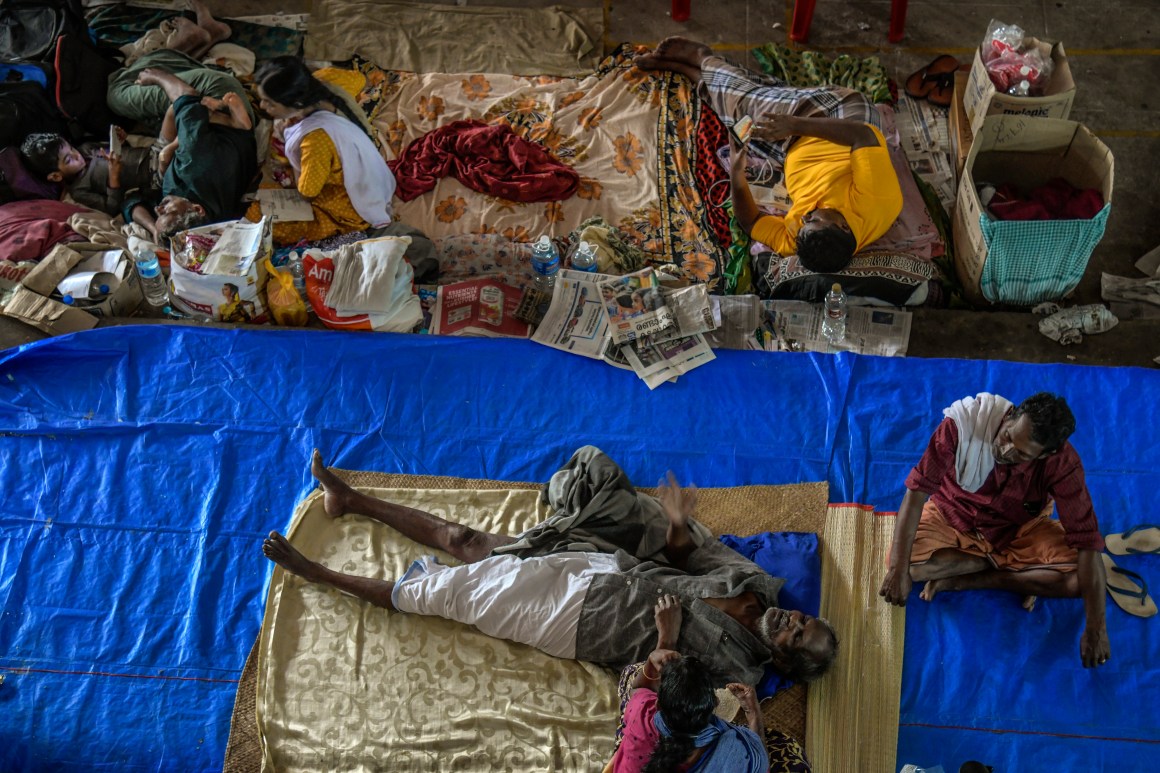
[905,418,1104,552]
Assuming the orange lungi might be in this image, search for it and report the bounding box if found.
[910,499,1079,572]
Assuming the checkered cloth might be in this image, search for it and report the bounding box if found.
[978,203,1112,304]
[700,56,882,174]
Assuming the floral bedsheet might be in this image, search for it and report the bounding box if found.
[357,46,728,288]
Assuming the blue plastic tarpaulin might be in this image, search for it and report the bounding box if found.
[1,327,1157,771]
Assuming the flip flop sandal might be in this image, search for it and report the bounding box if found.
[1101,553,1158,618]
[904,54,960,101]
[926,71,957,108]
[1105,525,1160,556]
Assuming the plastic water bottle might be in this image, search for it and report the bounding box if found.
[61,283,109,306]
[570,240,598,273]
[133,248,170,307]
[530,235,560,292]
[287,251,307,299]
[821,282,847,345]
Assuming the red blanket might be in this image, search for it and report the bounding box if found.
[388,120,579,203]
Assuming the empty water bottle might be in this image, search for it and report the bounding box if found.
[287,252,307,299]
[821,282,847,345]
[133,248,170,307]
[570,240,598,272]
[530,235,560,292]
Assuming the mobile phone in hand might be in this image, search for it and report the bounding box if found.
[730,115,753,144]
[108,125,122,157]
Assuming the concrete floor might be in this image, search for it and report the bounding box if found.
[3,0,1158,366]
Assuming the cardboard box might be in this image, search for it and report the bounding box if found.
[953,116,1113,306]
[962,37,1075,138]
[949,71,974,184]
[0,244,143,335]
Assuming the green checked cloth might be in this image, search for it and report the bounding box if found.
[978,204,1111,304]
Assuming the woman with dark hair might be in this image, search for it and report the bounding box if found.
[606,595,770,773]
[610,650,768,773]
[248,56,396,245]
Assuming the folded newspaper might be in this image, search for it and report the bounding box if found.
[600,268,675,344]
[754,300,913,356]
[533,269,716,388]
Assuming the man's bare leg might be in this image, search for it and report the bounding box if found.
[909,548,991,582]
[187,0,232,44]
[920,567,1080,605]
[263,531,397,608]
[633,37,714,83]
[311,451,516,563]
[163,18,215,59]
[137,67,199,105]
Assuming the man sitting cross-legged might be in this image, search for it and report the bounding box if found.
[878,392,1111,668]
[636,37,902,273]
[263,445,838,687]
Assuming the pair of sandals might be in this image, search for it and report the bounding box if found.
[904,54,961,108]
[1102,525,1160,618]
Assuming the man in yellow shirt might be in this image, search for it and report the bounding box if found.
[637,38,903,273]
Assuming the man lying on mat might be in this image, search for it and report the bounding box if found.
[263,445,837,687]
[879,392,1110,668]
[635,37,902,274]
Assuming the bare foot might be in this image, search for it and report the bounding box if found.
[187,0,232,44]
[632,56,704,84]
[920,578,952,602]
[262,531,322,581]
[311,449,354,520]
[654,36,712,64]
[1022,595,1038,612]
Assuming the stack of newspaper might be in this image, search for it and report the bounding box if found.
[532,268,717,389]
[895,94,956,211]
[752,300,913,356]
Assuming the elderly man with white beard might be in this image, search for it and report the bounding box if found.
[263,446,838,686]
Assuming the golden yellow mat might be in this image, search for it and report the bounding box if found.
[240,471,829,772]
[806,505,907,773]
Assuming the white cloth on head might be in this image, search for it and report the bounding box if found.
[283,111,395,227]
[942,392,1014,493]
[390,551,621,659]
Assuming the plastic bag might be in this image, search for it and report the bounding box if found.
[982,19,1054,95]
[264,257,308,326]
[169,218,271,323]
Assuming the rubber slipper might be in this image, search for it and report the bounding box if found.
[904,54,959,100]
[926,71,956,108]
[1106,525,1160,556]
[1101,553,1158,618]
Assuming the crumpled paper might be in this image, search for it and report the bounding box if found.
[1033,302,1119,345]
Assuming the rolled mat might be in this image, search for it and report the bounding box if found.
[806,504,906,773]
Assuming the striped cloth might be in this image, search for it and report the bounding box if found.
[700,56,882,174]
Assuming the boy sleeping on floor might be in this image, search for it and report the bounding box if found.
[20,94,252,219]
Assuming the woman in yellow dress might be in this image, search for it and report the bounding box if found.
[248,56,397,246]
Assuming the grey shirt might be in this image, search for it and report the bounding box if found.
[68,143,154,216]
[496,446,783,686]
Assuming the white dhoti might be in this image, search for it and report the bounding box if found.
[390,551,621,659]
